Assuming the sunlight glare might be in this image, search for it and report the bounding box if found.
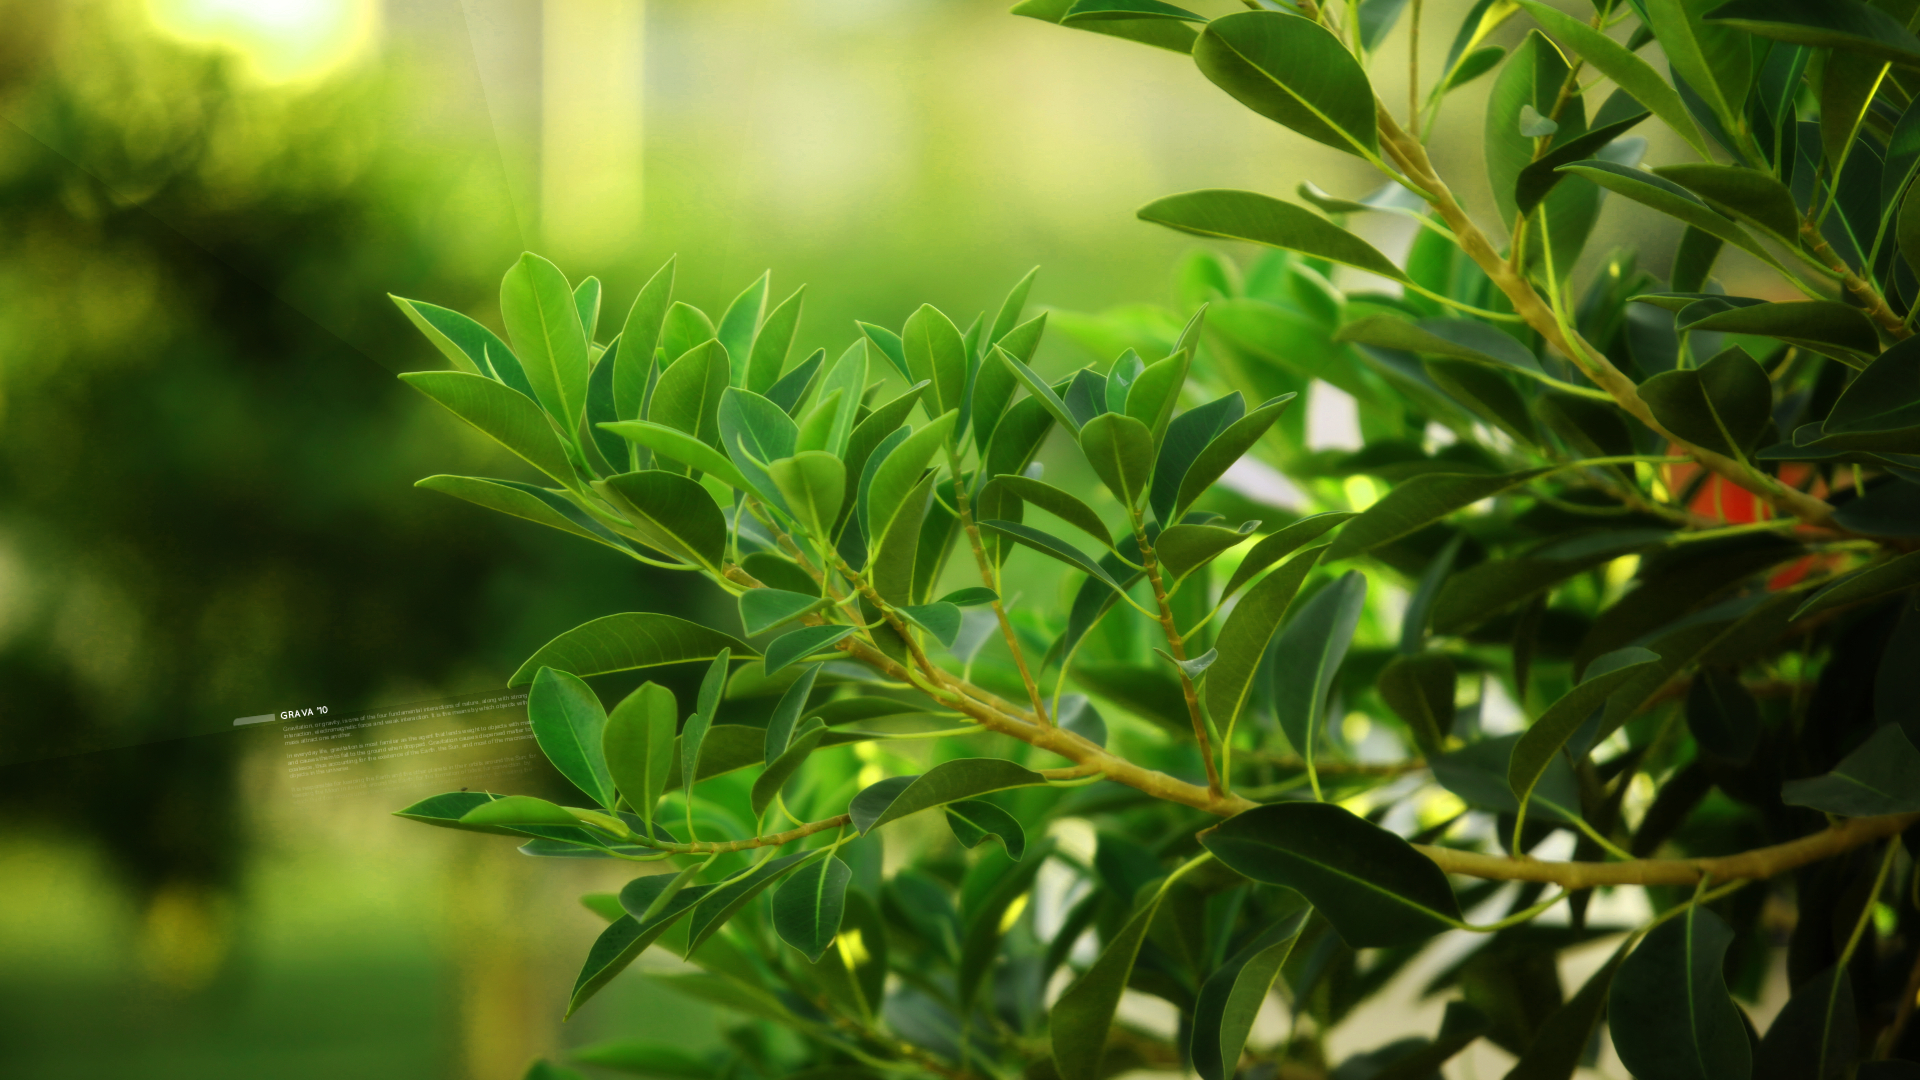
[145,0,378,83]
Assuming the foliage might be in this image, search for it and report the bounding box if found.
[391,1,1920,1077]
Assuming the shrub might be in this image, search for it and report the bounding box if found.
[391,2,1920,1077]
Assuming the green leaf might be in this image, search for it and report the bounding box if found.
[747,286,805,395]
[1199,802,1463,946]
[770,451,845,539]
[400,371,576,487]
[570,1040,717,1079]
[500,252,592,433]
[679,652,730,800]
[857,321,912,381]
[1508,647,1661,822]
[1653,164,1801,240]
[767,348,824,416]
[990,474,1113,550]
[772,854,850,964]
[865,411,958,542]
[1558,161,1772,263]
[603,682,677,835]
[650,340,731,447]
[1431,732,1583,824]
[457,794,587,830]
[1431,548,1634,634]
[661,302,714,363]
[1063,0,1203,22]
[1125,348,1192,449]
[1273,571,1368,766]
[750,717,827,817]
[1686,667,1760,764]
[618,257,676,379]
[1205,546,1328,741]
[1644,0,1751,135]
[1190,910,1309,1080]
[574,276,602,343]
[1516,106,1652,215]
[1427,358,1540,446]
[598,470,727,570]
[1338,315,1542,373]
[978,519,1128,592]
[990,266,1040,343]
[1194,11,1380,158]
[763,663,823,766]
[389,294,496,376]
[394,791,529,836]
[764,626,857,676]
[1150,393,1243,524]
[848,758,1048,834]
[1902,181,1920,281]
[1608,906,1751,1080]
[1502,938,1631,1080]
[510,614,749,686]
[717,387,800,511]
[1049,869,1184,1080]
[1707,0,1920,69]
[1105,349,1145,414]
[1752,963,1857,1080]
[1079,411,1156,508]
[526,1060,588,1080]
[1486,31,1584,227]
[1327,469,1549,560]
[1221,513,1355,598]
[810,341,868,457]
[944,800,1027,860]
[1138,190,1409,282]
[1378,652,1455,756]
[840,382,930,532]
[1677,301,1877,363]
[739,589,826,636]
[598,420,751,491]
[1514,0,1710,158]
[1638,346,1774,457]
[1011,0,1199,52]
[716,272,768,385]
[898,602,963,648]
[938,586,998,607]
[1155,520,1260,582]
[998,347,1080,436]
[414,475,629,552]
[1173,393,1296,519]
[1781,723,1920,815]
[903,304,970,422]
[684,850,813,956]
[1447,45,1506,91]
[1792,550,1920,620]
[530,667,618,809]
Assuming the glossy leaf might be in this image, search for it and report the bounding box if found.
[1327,469,1549,560]
[1514,0,1709,157]
[650,341,730,448]
[1156,520,1259,582]
[390,294,497,376]
[763,626,858,677]
[509,613,748,686]
[1781,723,1920,815]
[1639,347,1773,458]
[603,681,677,834]
[599,470,727,569]
[1139,190,1409,282]
[848,758,1048,834]
[459,793,592,830]
[1200,802,1463,946]
[1174,393,1295,519]
[1516,106,1652,215]
[1206,546,1327,741]
[766,348,824,415]
[991,474,1113,550]
[1194,11,1380,158]
[1221,513,1354,598]
[501,252,592,433]
[1078,411,1155,508]
[771,854,850,964]
[401,371,576,487]
[902,304,969,421]
[1609,906,1751,1080]
[1191,910,1309,1080]
[618,257,675,373]
[394,791,529,837]
[944,799,1027,860]
[530,667,618,809]
[598,420,751,491]
[1508,647,1660,820]
[770,451,845,539]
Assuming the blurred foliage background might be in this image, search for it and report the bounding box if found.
[0,1,1688,1077]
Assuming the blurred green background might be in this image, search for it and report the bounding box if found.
[0,1,1661,1076]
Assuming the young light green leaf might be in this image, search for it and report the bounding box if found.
[763,626,857,676]
[459,793,594,830]
[1508,647,1661,821]
[902,303,969,420]
[749,716,827,817]
[529,667,618,809]
[747,286,805,395]
[650,340,731,447]
[1206,546,1328,740]
[500,252,592,433]
[1781,723,1920,815]
[990,474,1114,550]
[1138,190,1409,282]
[400,371,577,487]
[1078,411,1155,508]
[598,420,751,491]
[1513,0,1709,158]
[1199,802,1463,946]
[938,586,999,607]
[944,800,1027,860]
[1326,469,1550,560]
[395,791,528,836]
[717,387,800,510]
[770,451,845,539]
[1194,11,1380,159]
[389,295,494,376]
[1173,393,1296,519]
[848,758,1048,833]
[573,276,602,343]
[1191,910,1309,1080]
[598,470,727,569]
[510,614,749,686]
[812,340,868,457]
[715,272,768,385]
[865,410,958,542]
[772,854,850,964]
[603,681,677,835]
[1609,906,1751,1080]
[661,302,714,362]
[1221,513,1355,598]
[619,257,675,372]
[1126,349,1193,450]
[857,321,912,381]
[1273,571,1367,770]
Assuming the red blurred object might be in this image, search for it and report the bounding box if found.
[1661,452,1826,589]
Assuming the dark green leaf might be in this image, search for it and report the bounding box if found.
[1206,546,1328,740]
[1174,394,1296,519]
[1502,938,1630,1080]
[1199,802,1463,947]
[1195,11,1380,158]
[990,474,1114,550]
[1781,723,1920,815]
[1430,733,1584,825]
[1337,315,1542,373]
[1707,0,1920,69]
[1139,190,1409,282]
[604,681,677,835]
[763,663,823,765]
[1753,963,1856,1080]
[1190,910,1309,1080]
[1678,301,1877,362]
[1011,0,1199,52]
[763,626,858,677]
[401,371,577,487]
[1508,647,1660,820]
[1514,0,1709,157]
[1079,411,1156,507]
[1686,668,1760,763]
[978,520,1127,591]
[1485,31,1585,227]
[1644,0,1751,134]
[1150,392,1244,525]
[501,252,592,433]
[1608,906,1751,1080]
[394,791,529,836]
[1155,520,1259,582]
[1792,551,1920,619]
[1221,513,1354,598]
[739,589,826,636]
[1653,163,1802,239]
[530,667,618,809]
[944,800,1028,860]
[1049,869,1184,1080]
[598,470,727,569]
[1273,571,1368,766]
[1327,470,1549,560]
[685,850,813,956]
[1379,652,1455,756]
[750,717,828,817]
[766,348,825,415]
[772,854,850,964]
[1558,161,1772,263]
[848,758,1048,834]
[509,614,749,686]
[1638,346,1773,457]
[1517,107,1652,215]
